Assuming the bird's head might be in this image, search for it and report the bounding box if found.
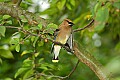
[64,19,74,27]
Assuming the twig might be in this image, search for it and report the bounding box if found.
[73,19,94,32]
[19,35,31,44]
[5,26,20,29]
[67,60,80,78]
[37,73,67,79]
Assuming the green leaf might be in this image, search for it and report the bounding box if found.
[105,2,112,8]
[39,66,48,70]
[10,38,19,45]
[23,69,34,79]
[94,22,105,31]
[19,15,28,22]
[49,30,54,34]
[96,7,109,22]
[47,64,56,69]
[2,15,11,19]
[66,3,72,10]
[38,41,44,47]
[38,63,56,71]
[31,36,35,42]
[15,44,20,52]
[57,0,66,10]
[21,50,33,56]
[46,23,58,34]
[0,49,14,59]
[0,58,2,64]
[34,52,40,57]
[3,78,13,80]
[6,20,12,24]
[0,26,6,37]
[33,36,39,47]
[113,2,120,9]
[38,23,42,30]
[94,2,102,13]
[22,58,33,67]
[14,68,29,78]
[115,42,120,52]
[47,23,58,29]
[94,7,109,31]
[38,58,44,63]
[70,0,75,6]
[41,8,57,15]
[0,17,2,21]
[23,58,32,64]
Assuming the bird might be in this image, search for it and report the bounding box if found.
[51,19,74,62]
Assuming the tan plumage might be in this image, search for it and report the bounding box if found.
[51,19,74,62]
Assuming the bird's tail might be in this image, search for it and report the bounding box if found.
[52,45,61,63]
[52,55,59,63]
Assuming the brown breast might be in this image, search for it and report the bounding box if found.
[56,26,71,44]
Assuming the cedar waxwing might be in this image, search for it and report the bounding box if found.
[51,19,74,62]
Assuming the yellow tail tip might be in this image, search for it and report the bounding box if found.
[52,60,59,63]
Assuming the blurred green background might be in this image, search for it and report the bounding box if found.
[0,0,120,80]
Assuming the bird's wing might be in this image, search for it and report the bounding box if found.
[65,32,73,53]
[51,29,60,53]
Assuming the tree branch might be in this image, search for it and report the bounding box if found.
[73,19,94,32]
[0,2,48,27]
[73,42,109,80]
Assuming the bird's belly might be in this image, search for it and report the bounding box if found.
[59,35,69,44]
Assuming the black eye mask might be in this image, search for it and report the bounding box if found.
[66,20,74,26]
[68,22,74,26]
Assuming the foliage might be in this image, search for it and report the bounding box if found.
[0,0,120,80]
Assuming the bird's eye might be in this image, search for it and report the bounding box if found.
[68,22,74,26]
